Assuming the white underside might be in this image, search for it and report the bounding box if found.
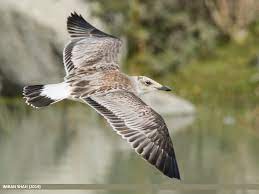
[41,82,70,100]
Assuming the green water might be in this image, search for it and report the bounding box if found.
[0,100,258,194]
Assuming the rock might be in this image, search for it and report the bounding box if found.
[0,0,93,96]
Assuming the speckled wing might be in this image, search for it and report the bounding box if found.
[83,91,180,179]
[63,12,122,75]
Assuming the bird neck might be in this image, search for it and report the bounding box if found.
[129,76,145,96]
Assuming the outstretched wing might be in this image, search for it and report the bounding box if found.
[63,12,122,75]
[83,91,180,179]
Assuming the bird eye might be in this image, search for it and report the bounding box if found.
[145,81,152,85]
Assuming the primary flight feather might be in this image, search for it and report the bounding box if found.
[23,12,180,179]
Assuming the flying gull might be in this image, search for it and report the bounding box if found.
[23,12,180,179]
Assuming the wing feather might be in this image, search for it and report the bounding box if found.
[63,12,121,75]
[83,91,180,179]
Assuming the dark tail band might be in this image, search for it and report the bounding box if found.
[23,85,55,108]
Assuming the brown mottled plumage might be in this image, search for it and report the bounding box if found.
[68,70,134,98]
[22,12,180,180]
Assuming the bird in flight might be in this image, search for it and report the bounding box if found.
[23,12,180,179]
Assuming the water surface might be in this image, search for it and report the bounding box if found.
[0,100,258,194]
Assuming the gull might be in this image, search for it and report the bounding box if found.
[23,12,180,179]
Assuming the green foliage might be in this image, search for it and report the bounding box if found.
[89,0,219,77]
[168,36,259,108]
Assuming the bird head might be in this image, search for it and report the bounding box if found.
[133,76,171,95]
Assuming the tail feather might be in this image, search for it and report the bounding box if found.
[23,83,69,108]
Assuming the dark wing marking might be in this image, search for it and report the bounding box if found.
[63,12,122,75]
[67,12,116,38]
[83,91,180,179]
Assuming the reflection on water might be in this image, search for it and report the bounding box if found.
[0,100,259,194]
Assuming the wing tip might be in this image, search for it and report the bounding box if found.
[66,11,119,39]
[67,11,84,23]
[136,140,181,180]
[150,146,181,180]
[168,157,181,180]
[163,151,181,180]
[67,11,91,38]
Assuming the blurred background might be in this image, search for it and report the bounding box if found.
[0,0,259,194]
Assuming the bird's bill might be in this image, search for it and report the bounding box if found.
[157,86,172,91]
